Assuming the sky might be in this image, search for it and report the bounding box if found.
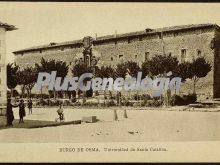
[0,2,220,63]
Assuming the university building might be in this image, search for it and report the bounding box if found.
[13,23,220,99]
[0,21,17,106]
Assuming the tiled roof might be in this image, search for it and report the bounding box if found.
[13,23,219,54]
[0,21,17,31]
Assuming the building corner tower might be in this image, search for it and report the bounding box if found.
[0,21,17,106]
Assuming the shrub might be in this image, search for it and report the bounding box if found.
[121,97,134,106]
[48,99,60,106]
[153,99,163,107]
[36,99,48,106]
[170,94,184,106]
[185,93,197,104]
[42,94,49,99]
[110,95,116,100]
[140,101,146,106]
[141,94,152,100]
[145,100,153,106]
[133,102,139,107]
[86,89,93,97]
[71,97,77,103]
[95,91,99,96]
[132,93,141,101]
[171,94,197,106]
[73,102,81,106]
[106,100,116,107]
[65,91,76,100]
[63,100,71,106]
[83,101,99,107]
[145,99,163,107]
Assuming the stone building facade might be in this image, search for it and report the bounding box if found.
[13,23,220,99]
[0,21,17,106]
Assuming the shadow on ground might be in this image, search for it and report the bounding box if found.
[0,119,81,130]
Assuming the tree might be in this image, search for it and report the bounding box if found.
[95,65,116,105]
[23,67,38,98]
[115,61,140,110]
[115,62,127,78]
[141,54,179,106]
[35,58,69,78]
[17,69,27,98]
[72,63,92,103]
[147,54,179,76]
[189,57,212,94]
[72,63,92,77]
[176,61,194,82]
[125,61,141,77]
[95,65,115,79]
[35,58,69,99]
[17,67,37,98]
[7,63,19,98]
[114,63,127,106]
[125,61,140,107]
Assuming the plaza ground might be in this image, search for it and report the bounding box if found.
[0,107,219,142]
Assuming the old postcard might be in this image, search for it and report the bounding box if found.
[0,2,220,162]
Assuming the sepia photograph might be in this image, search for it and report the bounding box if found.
[0,1,220,163]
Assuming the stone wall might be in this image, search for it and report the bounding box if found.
[14,27,216,99]
[93,28,215,99]
[93,28,215,66]
[15,46,83,68]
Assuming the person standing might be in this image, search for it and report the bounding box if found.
[6,99,17,126]
[18,99,26,124]
[28,99,33,114]
[56,103,64,121]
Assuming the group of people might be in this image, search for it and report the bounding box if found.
[6,98,33,127]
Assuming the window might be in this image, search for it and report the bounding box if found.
[145,52,150,61]
[169,52,172,56]
[197,49,202,57]
[39,50,42,53]
[181,49,187,62]
[135,55,137,59]
[111,57,113,61]
[119,55,123,59]
[61,47,64,51]
[0,91,1,97]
